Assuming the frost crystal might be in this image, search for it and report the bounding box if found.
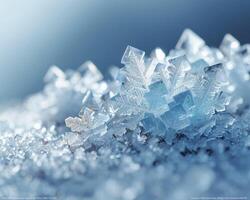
[0,29,250,200]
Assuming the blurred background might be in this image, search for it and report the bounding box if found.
[1,0,250,102]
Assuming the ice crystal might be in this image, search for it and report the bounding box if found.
[0,29,250,200]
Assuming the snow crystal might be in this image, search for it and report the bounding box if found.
[0,29,250,200]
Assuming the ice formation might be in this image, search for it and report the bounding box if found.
[0,29,250,200]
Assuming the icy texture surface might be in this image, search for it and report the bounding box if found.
[0,29,250,200]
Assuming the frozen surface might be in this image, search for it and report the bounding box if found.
[0,29,250,200]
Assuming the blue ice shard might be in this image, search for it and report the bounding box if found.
[176,29,205,55]
[144,81,169,116]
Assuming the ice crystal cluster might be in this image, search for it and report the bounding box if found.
[0,29,250,200]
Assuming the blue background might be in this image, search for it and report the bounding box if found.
[1,0,250,102]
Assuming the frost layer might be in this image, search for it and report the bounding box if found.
[0,29,250,200]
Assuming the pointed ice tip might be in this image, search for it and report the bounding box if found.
[121,45,145,65]
[204,63,229,85]
[79,61,99,74]
[78,61,103,82]
[176,29,205,54]
[109,66,120,80]
[204,63,228,84]
[221,34,240,46]
[169,55,190,68]
[151,48,166,61]
[44,65,65,83]
[220,34,240,55]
